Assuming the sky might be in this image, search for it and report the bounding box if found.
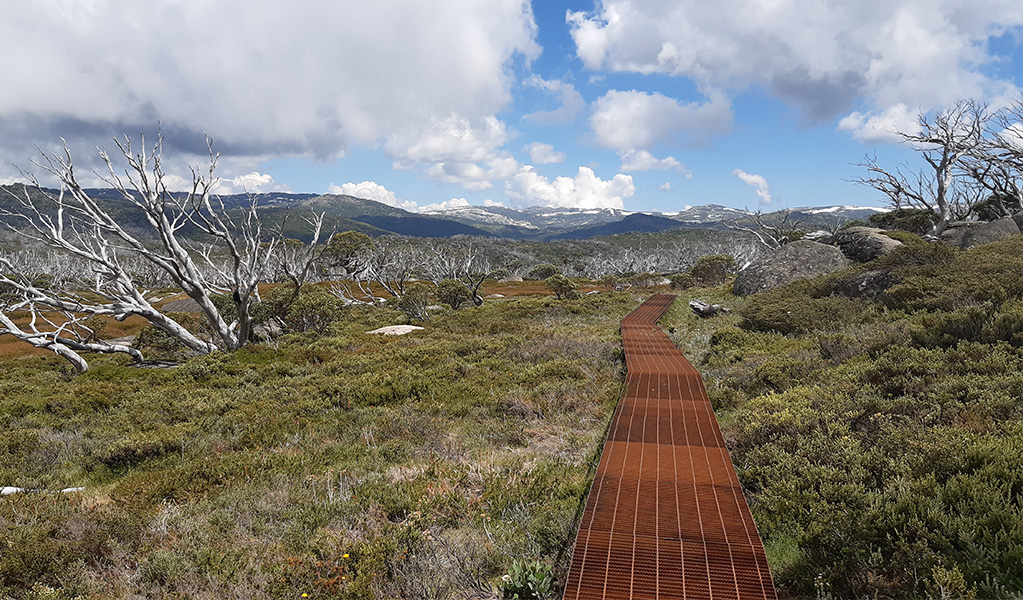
[0,1,1022,214]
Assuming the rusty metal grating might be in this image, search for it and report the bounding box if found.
[563,294,777,600]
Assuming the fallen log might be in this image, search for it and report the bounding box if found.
[689,299,731,318]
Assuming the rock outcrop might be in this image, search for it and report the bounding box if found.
[941,217,1022,249]
[832,227,903,262]
[961,217,1021,249]
[733,240,848,296]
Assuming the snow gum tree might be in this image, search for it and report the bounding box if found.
[0,133,322,371]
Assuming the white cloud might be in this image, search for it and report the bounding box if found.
[387,114,520,190]
[522,76,586,125]
[525,142,565,164]
[1001,123,1023,152]
[658,182,672,192]
[387,115,508,165]
[591,89,732,150]
[733,169,773,205]
[619,149,692,177]
[569,1,1023,120]
[838,103,922,143]
[0,1,539,174]
[328,181,419,212]
[505,166,634,209]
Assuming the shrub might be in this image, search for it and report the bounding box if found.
[883,238,1023,311]
[279,288,347,333]
[740,281,870,334]
[597,274,627,291]
[626,272,661,288]
[868,207,938,235]
[909,305,992,347]
[972,193,1021,222]
[669,273,694,290]
[526,264,560,280]
[879,229,927,247]
[392,284,432,321]
[544,274,578,300]
[688,254,736,286]
[133,311,204,359]
[436,279,472,310]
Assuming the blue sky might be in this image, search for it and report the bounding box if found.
[1,1,1021,213]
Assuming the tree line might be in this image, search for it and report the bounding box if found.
[0,133,758,372]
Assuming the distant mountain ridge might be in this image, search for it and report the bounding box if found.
[0,184,887,241]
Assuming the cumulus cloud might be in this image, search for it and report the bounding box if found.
[505,166,634,209]
[733,169,773,204]
[522,76,586,125]
[386,114,520,190]
[658,182,672,192]
[838,103,923,143]
[328,181,419,212]
[591,89,732,150]
[0,1,539,177]
[569,1,1023,122]
[619,149,692,176]
[525,142,565,164]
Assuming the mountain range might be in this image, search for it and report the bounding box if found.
[0,185,887,242]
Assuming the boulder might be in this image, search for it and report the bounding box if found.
[498,276,523,283]
[366,325,424,335]
[938,221,976,247]
[1013,211,1023,233]
[733,240,848,296]
[831,227,902,262]
[961,216,1021,249]
[802,230,833,243]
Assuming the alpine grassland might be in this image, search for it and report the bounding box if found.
[666,234,1023,599]
[5,233,1023,599]
[0,291,636,599]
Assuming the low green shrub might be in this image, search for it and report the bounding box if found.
[688,254,736,286]
[436,279,471,309]
[279,288,347,333]
[544,274,579,300]
[868,207,938,235]
[668,273,694,290]
[392,283,432,321]
[740,283,870,334]
[526,264,560,280]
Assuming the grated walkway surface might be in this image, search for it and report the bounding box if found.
[563,294,777,600]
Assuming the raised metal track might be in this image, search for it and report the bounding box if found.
[563,294,777,600]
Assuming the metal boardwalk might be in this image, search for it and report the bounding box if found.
[563,294,777,600]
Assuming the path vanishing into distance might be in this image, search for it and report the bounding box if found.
[563,294,777,600]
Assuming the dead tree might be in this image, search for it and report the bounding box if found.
[726,209,808,250]
[0,133,308,369]
[428,240,492,306]
[689,299,731,318]
[272,213,328,296]
[853,100,988,235]
[327,235,426,304]
[962,100,1023,216]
